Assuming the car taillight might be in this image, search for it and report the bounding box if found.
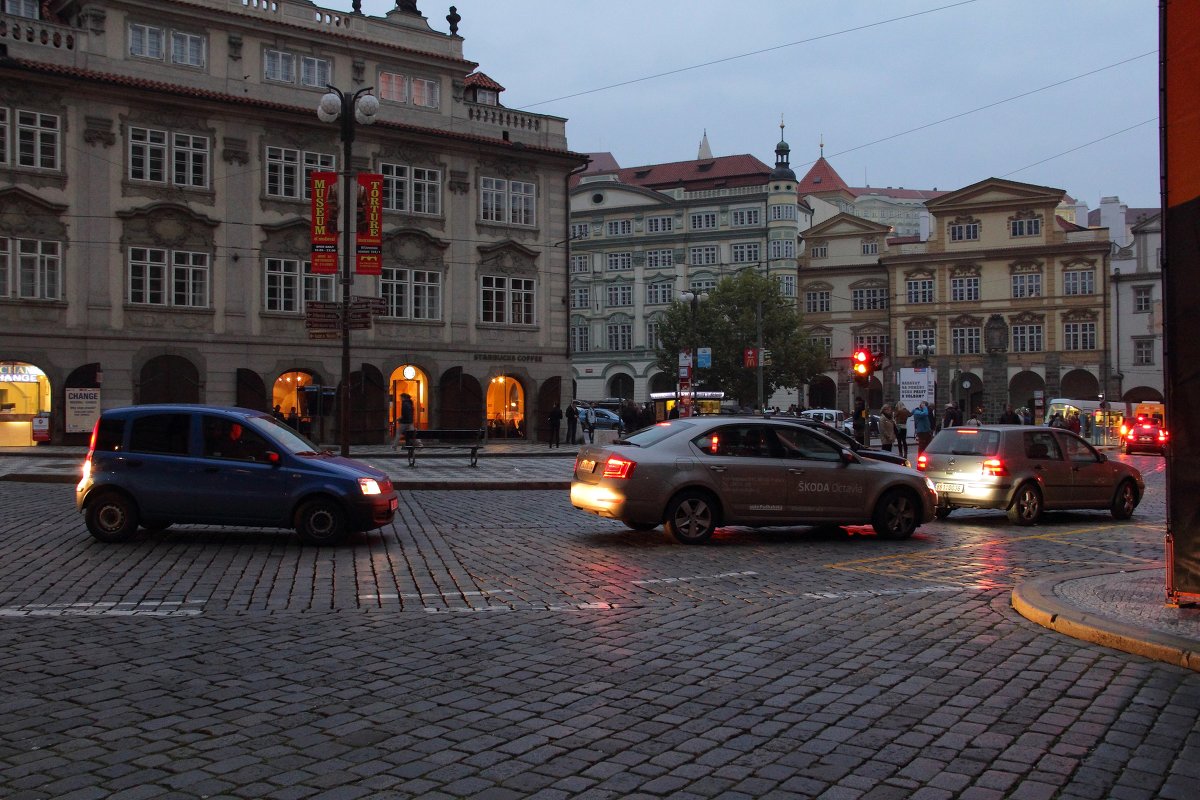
[602,456,636,479]
[982,457,1007,477]
[916,454,928,471]
[1159,430,1169,442]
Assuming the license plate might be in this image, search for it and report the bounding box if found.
[389,497,399,511]
[578,458,596,473]
[935,482,964,494]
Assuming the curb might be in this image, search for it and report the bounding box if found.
[1012,566,1200,672]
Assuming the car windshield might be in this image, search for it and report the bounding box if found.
[927,428,1001,456]
[245,415,324,454]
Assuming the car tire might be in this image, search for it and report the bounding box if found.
[1007,483,1043,525]
[872,489,920,539]
[86,491,140,543]
[664,491,719,544]
[295,498,347,545]
[1111,479,1138,520]
[624,521,658,532]
[935,506,953,520]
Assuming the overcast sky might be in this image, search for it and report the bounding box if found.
[361,0,1160,210]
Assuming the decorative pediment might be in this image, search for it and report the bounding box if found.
[849,277,887,290]
[384,228,450,268]
[851,323,888,335]
[802,280,833,292]
[802,212,891,238]
[0,188,68,239]
[122,109,214,138]
[905,316,937,329]
[1062,308,1099,323]
[118,203,218,249]
[477,239,538,274]
[949,262,981,279]
[478,159,538,182]
[1062,257,1097,270]
[949,314,983,328]
[260,218,312,258]
[375,143,441,168]
[607,312,633,324]
[1010,310,1045,325]
[903,267,935,281]
[806,324,833,336]
[260,128,336,154]
[1009,259,1043,274]
[925,177,1065,212]
[1008,208,1042,223]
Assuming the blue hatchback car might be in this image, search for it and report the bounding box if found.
[76,404,398,545]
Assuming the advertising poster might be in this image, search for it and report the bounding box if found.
[355,173,384,275]
[898,367,935,407]
[310,171,339,274]
[65,387,101,434]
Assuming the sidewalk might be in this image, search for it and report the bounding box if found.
[5,443,1198,672]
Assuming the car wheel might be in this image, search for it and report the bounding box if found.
[85,492,140,543]
[872,489,919,539]
[935,506,953,520]
[1111,479,1138,520]
[295,498,347,545]
[1007,483,1043,525]
[624,521,658,532]
[664,491,719,544]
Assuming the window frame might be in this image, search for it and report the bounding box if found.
[264,49,296,83]
[170,30,206,68]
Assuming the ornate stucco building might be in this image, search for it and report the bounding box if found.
[0,0,585,445]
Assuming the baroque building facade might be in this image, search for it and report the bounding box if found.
[0,0,584,446]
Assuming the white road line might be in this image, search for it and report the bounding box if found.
[632,570,758,586]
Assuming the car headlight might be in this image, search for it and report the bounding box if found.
[358,477,382,495]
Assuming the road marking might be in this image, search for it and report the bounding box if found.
[361,589,515,600]
[0,601,203,616]
[632,570,758,586]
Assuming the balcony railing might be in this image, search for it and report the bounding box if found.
[0,15,76,51]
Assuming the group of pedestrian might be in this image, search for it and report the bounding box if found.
[877,402,910,460]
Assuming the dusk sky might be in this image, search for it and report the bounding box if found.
[361,0,1160,210]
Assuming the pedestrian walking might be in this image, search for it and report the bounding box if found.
[393,392,416,448]
[583,404,597,443]
[999,404,1021,424]
[851,397,869,447]
[565,402,579,444]
[879,405,897,452]
[913,401,934,455]
[894,401,910,460]
[548,403,563,447]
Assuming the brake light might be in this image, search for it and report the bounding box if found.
[602,456,636,479]
[982,457,1007,477]
[1159,429,1169,442]
[1119,423,1129,436]
[916,453,928,471]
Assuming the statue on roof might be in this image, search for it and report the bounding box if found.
[396,1,420,13]
[447,6,460,35]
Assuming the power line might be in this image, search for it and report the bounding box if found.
[1001,118,1158,178]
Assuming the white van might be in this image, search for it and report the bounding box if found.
[801,408,845,427]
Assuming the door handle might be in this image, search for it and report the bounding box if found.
[709,466,726,473]
[788,468,806,475]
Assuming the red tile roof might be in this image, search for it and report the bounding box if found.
[572,154,771,191]
[798,157,851,194]
[465,72,504,92]
[1055,215,1089,232]
[582,152,621,173]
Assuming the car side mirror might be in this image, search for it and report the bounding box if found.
[840,449,859,465]
[1097,452,1107,463]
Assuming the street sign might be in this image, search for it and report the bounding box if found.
[307,330,340,340]
[307,301,341,312]
[697,347,711,368]
[305,319,339,329]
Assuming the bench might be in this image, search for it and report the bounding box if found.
[403,428,485,468]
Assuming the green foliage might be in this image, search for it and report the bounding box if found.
[652,271,829,407]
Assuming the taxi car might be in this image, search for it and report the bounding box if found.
[1122,419,1168,455]
[917,425,1144,525]
[570,416,937,544]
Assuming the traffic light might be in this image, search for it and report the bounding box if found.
[852,348,871,384]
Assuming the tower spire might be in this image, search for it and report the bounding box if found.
[697,129,713,160]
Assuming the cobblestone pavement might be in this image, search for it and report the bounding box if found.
[1,454,1197,799]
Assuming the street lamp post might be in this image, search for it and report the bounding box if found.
[914,343,936,405]
[317,86,378,456]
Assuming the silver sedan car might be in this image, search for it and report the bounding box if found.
[918,424,1145,524]
[571,417,938,544]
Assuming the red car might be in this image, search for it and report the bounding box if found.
[1123,420,1168,455]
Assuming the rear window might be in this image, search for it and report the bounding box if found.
[128,413,191,455]
[927,428,1001,456]
[93,417,125,452]
[622,420,696,448]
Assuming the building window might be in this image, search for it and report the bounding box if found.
[805,290,831,314]
[571,222,590,240]
[1010,216,1042,237]
[645,249,673,269]
[776,274,796,297]
[607,322,633,351]
[861,241,879,255]
[690,211,718,230]
[1133,285,1152,313]
[951,326,981,355]
[906,328,936,356]
[411,78,440,109]
[1064,321,1097,351]
[606,252,632,272]
[303,264,336,305]
[6,0,38,18]
[129,247,208,307]
[769,239,796,259]
[570,287,590,309]
[129,23,164,59]
[856,334,890,355]
[129,127,166,183]
[949,221,980,241]
[481,275,535,324]
[264,49,296,83]
[646,280,674,305]
[690,278,717,294]
[1134,338,1154,365]
[1011,273,1042,298]
[731,207,761,227]
[689,245,718,266]
[646,216,674,233]
[382,267,441,320]
[571,254,590,274]
[1,237,61,300]
[263,258,333,313]
[380,163,441,215]
[378,71,407,102]
[169,31,205,68]
[1063,269,1095,296]
[606,219,632,236]
[808,244,828,258]
[852,288,889,310]
[474,89,498,106]
[129,127,209,188]
[810,335,832,354]
[16,110,59,170]
[769,204,797,221]
[606,284,633,307]
[301,56,331,88]
[1011,324,1044,353]
[731,243,760,263]
[480,177,536,226]
[646,320,663,350]
[906,278,934,304]
[266,146,333,200]
[951,276,980,302]
[570,324,589,353]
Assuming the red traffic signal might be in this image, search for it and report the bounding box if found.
[852,348,871,378]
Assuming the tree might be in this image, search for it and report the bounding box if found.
[652,271,828,407]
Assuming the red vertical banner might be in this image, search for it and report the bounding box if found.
[355,173,383,275]
[310,171,339,274]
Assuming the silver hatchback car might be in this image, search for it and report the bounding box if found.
[917,424,1144,525]
[571,417,937,544]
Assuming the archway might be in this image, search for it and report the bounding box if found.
[350,364,386,445]
[139,354,199,404]
[807,375,837,409]
[439,368,484,430]
[236,368,268,412]
[388,364,430,437]
[607,373,634,400]
[955,371,984,419]
[273,369,323,438]
[1009,370,1046,423]
[62,362,102,445]
[536,376,563,444]
[0,361,52,446]
[648,372,675,394]
[486,374,526,438]
[1060,369,1100,401]
[1122,385,1163,403]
